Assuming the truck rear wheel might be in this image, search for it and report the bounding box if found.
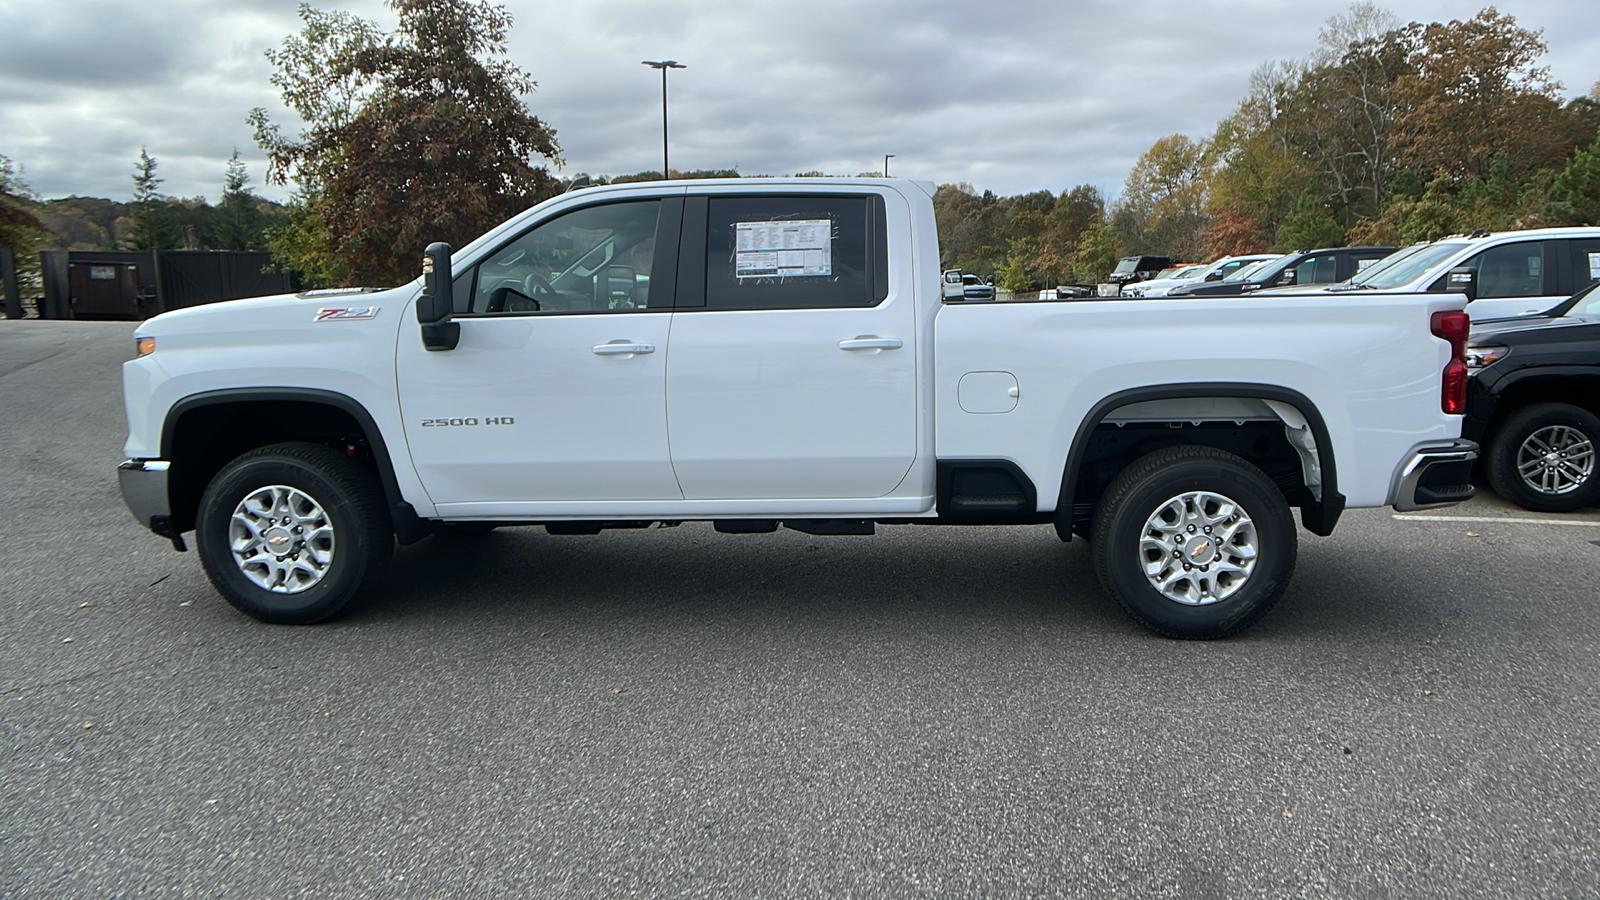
[1484,402,1600,512]
[196,442,392,624]
[1092,445,1296,639]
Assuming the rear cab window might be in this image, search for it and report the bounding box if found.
[680,194,889,310]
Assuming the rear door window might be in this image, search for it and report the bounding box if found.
[1288,254,1339,285]
[691,194,889,310]
[1566,237,1600,294]
[1463,241,1547,299]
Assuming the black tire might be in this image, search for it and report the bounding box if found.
[1484,402,1600,512]
[196,442,392,624]
[1091,445,1296,639]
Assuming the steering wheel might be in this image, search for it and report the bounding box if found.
[523,272,556,297]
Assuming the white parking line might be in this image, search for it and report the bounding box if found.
[1391,514,1600,527]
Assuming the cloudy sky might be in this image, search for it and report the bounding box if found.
[2,0,1596,205]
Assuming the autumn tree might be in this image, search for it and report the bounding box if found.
[252,0,561,286]
[1288,4,1410,221]
[1391,9,1584,186]
[1035,185,1105,283]
[1,154,50,295]
[1115,134,1211,260]
[1071,221,1123,284]
[1207,61,1313,239]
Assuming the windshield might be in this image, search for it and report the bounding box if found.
[1349,241,1468,289]
[1545,280,1600,317]
[1112,258,1141,275]
[1225,256,1288,282]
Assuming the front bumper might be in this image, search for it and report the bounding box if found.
[1392,440,1479,511]
[118,459,185,550]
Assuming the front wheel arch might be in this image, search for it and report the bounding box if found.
[160,388,424,541]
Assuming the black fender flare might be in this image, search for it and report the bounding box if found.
[161,387,429,543]
[1054,382,1345,539]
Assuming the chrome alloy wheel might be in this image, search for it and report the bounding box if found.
[228,485,335,593]
[1139,491,1259,606]
[1516,425,1595,495]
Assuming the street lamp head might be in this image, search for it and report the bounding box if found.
[642,60,687,70]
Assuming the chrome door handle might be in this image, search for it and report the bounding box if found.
[838,336,903,351]
[592,341,655,356]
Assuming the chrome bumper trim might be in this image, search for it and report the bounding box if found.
[118,458,172,527]
[1393,440,1478,512]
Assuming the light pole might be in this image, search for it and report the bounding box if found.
[642,60,686,179]
[884,154,895,177]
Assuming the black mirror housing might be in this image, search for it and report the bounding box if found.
[418,241,460,351]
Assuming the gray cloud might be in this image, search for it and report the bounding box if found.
[2,0,1596,206]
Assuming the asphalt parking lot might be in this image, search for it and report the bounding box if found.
[3,319,1598,898]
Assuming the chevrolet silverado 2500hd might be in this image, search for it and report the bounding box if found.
[119,178,1477,638]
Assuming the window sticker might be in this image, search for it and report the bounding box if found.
[735,219,832,279]
[1527,256,1541,276]
[1356,258,1378,271]
[1589,252,1600,281]
[90,265,116,280]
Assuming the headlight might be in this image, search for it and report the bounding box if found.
[1465,345,1508,369]
[135,336,156,358]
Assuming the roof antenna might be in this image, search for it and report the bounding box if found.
[566,176,592,193]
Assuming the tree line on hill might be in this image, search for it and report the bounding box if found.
[943,4,1600,293]
[4,1,1600,298]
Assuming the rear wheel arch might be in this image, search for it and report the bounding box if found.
[1055,383,1343,541]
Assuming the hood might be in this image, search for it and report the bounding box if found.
[1468,313,1588,343]
[136,285,415,331]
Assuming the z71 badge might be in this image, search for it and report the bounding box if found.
[314,307,379,321]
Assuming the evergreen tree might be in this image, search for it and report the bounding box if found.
[213,150,266,251]
[127,148,176,251]
[1273,186,1347,251]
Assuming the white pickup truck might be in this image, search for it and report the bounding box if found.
[119,178,1478,638]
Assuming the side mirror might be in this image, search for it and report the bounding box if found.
[1446,266,1477,303]
[1278,268,1297,285]
[418,242,460,351]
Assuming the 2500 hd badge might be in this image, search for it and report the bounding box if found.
[419,417,515,426]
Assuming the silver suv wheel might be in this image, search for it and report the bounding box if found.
[1516,425,1594,496]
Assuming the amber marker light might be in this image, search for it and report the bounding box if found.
[135,337,156,358]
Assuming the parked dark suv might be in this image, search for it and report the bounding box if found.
[1107,255,1173,289]
[1167,247,1396,298]
[1465,280,1600,511]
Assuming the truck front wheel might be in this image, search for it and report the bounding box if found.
[1091,446,1296,639]
[196,442,392,624]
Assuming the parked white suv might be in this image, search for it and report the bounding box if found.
[1124,254,1279,298]
[1300,228,1600,320]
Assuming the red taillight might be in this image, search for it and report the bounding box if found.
[1431,310,1470,414]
